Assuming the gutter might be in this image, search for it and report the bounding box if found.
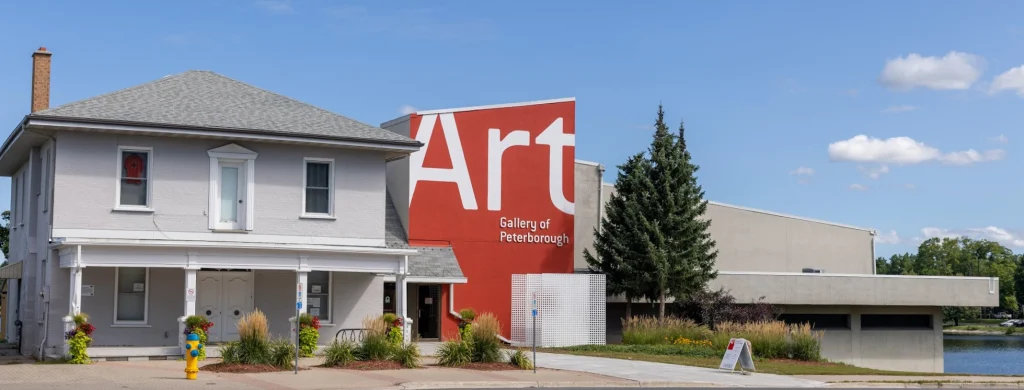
[596,164,605,235]
[870,230,877,274]
[27,114,423,148]
[448,284,513,344]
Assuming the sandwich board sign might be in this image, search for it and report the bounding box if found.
[719,338,755,374]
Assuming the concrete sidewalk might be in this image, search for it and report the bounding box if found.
[0,358,686,390]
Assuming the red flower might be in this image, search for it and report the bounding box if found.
[78,323,96,337]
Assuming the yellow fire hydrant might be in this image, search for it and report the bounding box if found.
[184,333,204,380]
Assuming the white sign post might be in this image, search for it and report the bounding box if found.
[718,338,755,374]
[531,291,538,374]
[294,282,302,375]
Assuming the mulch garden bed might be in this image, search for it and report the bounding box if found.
[322,360,406,370]
[452,362,523,371]
[203,363,284,373]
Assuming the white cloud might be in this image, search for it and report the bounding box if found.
[790,167,814,176]
[921,227,959,240]
[875,229,902,245]
[828,135,1005,166]
[255,0,293,14]
[879,51,983,91]
[939,149,1005,165]
[904,183,916,190]
[882,105,918,113]
[849,184,867,191]
[399,105,418,115]
[922,226,1024,247]
[858,164,889,179]
[990,65,1024,96]
[829,135,941,164]
[991,134,1009,144]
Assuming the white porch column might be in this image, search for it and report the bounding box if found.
[397,255,410,345]
[64,245,84,357]
[180,267,198,354]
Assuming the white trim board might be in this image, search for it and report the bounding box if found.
[718,271,996,281]
[51,228,388,248]
[53,237,418,256]
[25,119,422,154]
[381,275,468,284]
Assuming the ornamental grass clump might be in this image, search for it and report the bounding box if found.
[219,309,295,369]
[322,340,357,367]
[471,313,503,363]
[356,314,393,361]
[622,316,711,345]
[621,316,823,361]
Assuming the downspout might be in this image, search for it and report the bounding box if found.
[596,164,605,236]
[447,284,513,344]
[870,230,877,274]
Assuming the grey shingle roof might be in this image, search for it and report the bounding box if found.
[31,70,418,146]
[385,192,465,279]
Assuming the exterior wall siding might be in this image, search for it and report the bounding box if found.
[573,162,602,272]
[254,270,383,342]
[574,175,875,275]
[51,131,387,241]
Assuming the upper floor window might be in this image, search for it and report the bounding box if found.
[116,146,153,210]
[302,158,334,217]
[208,144,257,231]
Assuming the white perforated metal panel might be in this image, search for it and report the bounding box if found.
[511,273,606,347]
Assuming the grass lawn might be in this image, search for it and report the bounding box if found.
[944,325,1011,334]
[537,347,946,376]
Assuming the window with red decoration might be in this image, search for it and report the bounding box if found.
[118,148,151,207]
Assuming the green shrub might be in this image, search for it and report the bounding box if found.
[269,339,295,370]
[459,323,473,341]
[471,313,503,363]
[387,325,403,347]
[322,340,357,367]
[299,327,320,357]
[436,339,473,367]
[391,342,421,368]
[1007,326,1017,336]
[459,308,477,322]
[66,332,91,364]
[381,313,399,324]
[507,349,533,370]
[184,315,213,360]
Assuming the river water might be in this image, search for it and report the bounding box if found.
[944,334,1024,375]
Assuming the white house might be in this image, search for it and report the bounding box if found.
[0,48,424,359]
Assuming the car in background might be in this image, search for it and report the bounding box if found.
[1000,319,1023,327]
[994,312,1013,319]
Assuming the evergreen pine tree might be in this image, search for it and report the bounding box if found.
[584,153,656,318]
[645,105,718,319]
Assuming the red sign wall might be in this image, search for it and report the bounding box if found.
[406,100,576,338]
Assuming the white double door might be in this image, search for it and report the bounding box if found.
[197,271,254,343]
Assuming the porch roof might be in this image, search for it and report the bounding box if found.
[0,261,21,279]
[385,192,466,282]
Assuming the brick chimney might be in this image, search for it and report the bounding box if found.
[31,47,52,113]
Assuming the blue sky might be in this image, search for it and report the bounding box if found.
[2,1,1024,257]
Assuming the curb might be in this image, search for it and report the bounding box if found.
[395,381,721,389]
[828,382,1024,389]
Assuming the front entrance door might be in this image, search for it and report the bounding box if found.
[417,285,440,339]
[197,271,253,342]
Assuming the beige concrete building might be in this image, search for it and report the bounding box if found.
[573,161,999,373]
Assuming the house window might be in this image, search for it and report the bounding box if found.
[307,271,331,322]
[208,144,257,231]
[116,146,153,210]
[114,267,149,324]
[302,158,334,217]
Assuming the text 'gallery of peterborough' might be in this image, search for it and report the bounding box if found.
[0,52,998,373]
